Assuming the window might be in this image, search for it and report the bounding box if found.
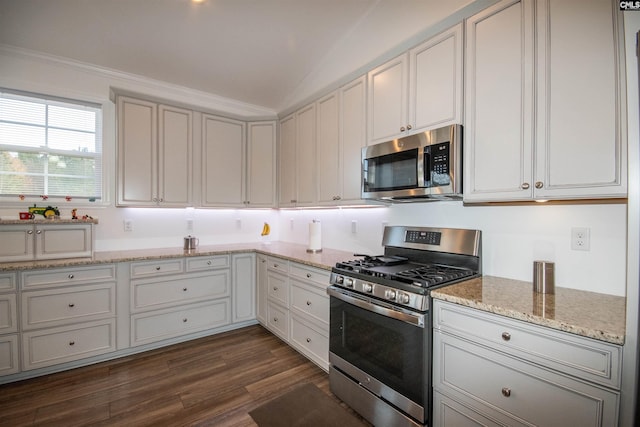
[0,90,103,201]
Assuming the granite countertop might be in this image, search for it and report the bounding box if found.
[0,245,626,345]
[431,276,626,345]
[0,218,99,224]
[0,241,352,272]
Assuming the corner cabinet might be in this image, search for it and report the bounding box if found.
[368,23,463,144]
[463,0,626,202]
[117,96,193,207]
[432,300,621,427]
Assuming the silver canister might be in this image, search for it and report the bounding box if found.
[183,235,199,251]
[533,260,555,294]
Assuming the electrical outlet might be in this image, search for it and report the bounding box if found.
[571,227,590,251]
[124,219,134,232]
[186,219,193,231]
[351,220,357,234]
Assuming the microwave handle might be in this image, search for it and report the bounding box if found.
[423,148,431,188]
[327,286,425,328]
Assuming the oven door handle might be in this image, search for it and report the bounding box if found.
[328,287,425,328]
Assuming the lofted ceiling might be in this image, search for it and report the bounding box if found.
[0,0,480,113]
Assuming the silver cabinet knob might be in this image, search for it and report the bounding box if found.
[306,301,312,306]
[69,341,75,346]
[501,332,511,341]
[535,181,543,189]
[36,230,42,234]
[68,303,75,308]
[183,318,188,323]
[407,124,412,130]
[400,126,406,132]
[156,266,161,271]
[306,338,311,343]
[27,230,34,235]
[68,274,74,279]
[521,183,530,190]
[306,273,312,278]
[502,387,511,397]
[183,287,187,292]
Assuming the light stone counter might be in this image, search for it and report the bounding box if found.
[0,241,353,272]
[432,276,626,345]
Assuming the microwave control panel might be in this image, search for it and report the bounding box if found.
[425,142,451,187]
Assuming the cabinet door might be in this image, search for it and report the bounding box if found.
[278,114,297,207]
[35,223,93,259]
[316,91,340,204]
[256,255,268,324]
[340,76,367,202]
[295,103,317,206]
[368,53,408,144]
[0,225,33,262]
[534,0,626,199]
[409,23,463,132]
[158,104,192,206]
[464,0,535,202]
[247,121,277,207]
[232,253,255,323]
[117,96,157,206]
[201,114,246,207]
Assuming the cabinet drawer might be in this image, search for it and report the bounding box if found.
[21,283,115,330]
[289,263,331,288]
[21,265,117,289]
[0,294,17,334]
[0,335,19,376]
[290,315,328,370]
[267,271,289,307]
[266,256,289,274]
[290,281,329,328]
[185,255,229,271]
[131,271,230,312]
[22,319,116,370]
[433,331,619,427]
[130,259,184,278]
[267,301,289,341]
[131,299,230,346]
[0,272,16,291]
[433,301,622,388]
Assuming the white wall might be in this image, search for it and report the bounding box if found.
[276,202,627,296]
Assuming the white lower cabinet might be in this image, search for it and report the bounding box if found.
[0,335,19,375]
[19,265,117,371]
[0,272,18,376]
[232,253,255,323]
[258,257,330,371]
[432,300,621,427]
[129,256,232,347]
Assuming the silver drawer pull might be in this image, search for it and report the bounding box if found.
[156,266,161,271]
[274,263,279,268]
[306,273,312,278]
[306,301,312,306]
[501,387,511,397]
[501,332,511,341]
[183,318,188,323]
[273,317,278,322]
[69,341,75,346]
[207,261,212,265]
[306,338,311,343]
[68,274,74,279]
[68,303,75,308]
[183,287,188,291]
[273,286,278,291]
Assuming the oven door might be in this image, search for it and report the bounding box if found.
[328,286,427,423]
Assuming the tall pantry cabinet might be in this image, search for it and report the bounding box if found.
[463,0,626,202]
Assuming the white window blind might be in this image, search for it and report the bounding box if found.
[0,90,103,200]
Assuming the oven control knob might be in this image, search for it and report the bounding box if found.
[363,283,373,293]
[398,293,410,304]
[384,289,396,301]
[335,275,344,285]
[345,278,354,288]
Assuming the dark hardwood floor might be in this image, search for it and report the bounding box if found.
[0,325,370,426]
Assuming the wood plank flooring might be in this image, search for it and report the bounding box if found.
[0,325,370,426]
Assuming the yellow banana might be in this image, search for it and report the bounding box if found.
[261,222,270,236]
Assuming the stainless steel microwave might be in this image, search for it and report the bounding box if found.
[361,124,462,202]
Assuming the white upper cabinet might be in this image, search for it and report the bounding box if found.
[368,23,463,145]
[339,76,368,203]
[117,96,192,207]
[201,115,246,207]
[278,114,297,207]
[464,0,626,202]
[316,91,341,204]
[246,121,277,208]
[368,53,408,144]
[295,103,317,206]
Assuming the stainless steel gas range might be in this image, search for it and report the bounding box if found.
[327,226,482,427]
